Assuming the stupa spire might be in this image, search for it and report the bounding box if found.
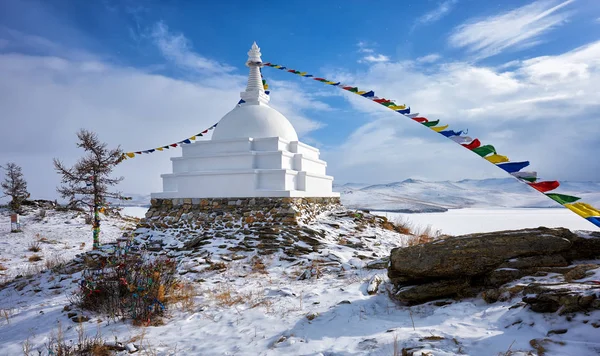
[240,42,270,106]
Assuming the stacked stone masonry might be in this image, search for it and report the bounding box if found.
[143,197,341,230]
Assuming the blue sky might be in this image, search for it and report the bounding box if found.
[1,0,600,198]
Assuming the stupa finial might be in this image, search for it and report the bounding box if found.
[240,42,269,105]
[247,41,262,64]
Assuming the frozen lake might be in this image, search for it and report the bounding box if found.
[375,208,600,236]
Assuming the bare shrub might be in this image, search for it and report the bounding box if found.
[73,240,179,325]
[28,241,41,252]
[166,281,197,313]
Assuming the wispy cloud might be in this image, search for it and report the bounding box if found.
[150,22,234,73]
[416,53,441,63]
[356,41,390,63]
[449,0,575,60]
[326,39,600,183]
[361,54,391,63]
[414,0,458,28]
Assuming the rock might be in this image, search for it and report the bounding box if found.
[306,312,318,321]
[357,338,378,351]
[367,275,383,295]
[547,329,568,335]
[482,289,501,303]
[393,279,472,305]
[389,228,575,284]
[338,300,351,305]
[564,264,598,282]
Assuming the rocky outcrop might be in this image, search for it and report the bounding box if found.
[388,228,600,309]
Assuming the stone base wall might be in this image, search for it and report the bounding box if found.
[142,197,341,230]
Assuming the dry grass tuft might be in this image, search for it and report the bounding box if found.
[28,254,42,262]
[28,241,41,252]
[250,256,268,275]
[0,263,7,271]
[166,282,198,313]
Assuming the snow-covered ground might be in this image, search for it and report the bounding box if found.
[1,207,598,355]
[377,208,600,236]
[0,208,138,280]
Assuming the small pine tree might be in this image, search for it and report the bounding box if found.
[54,129,124,249]
[1,162,30,213]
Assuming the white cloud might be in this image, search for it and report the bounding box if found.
[449,0,575,59]
[0,32,330,198]
[150,22,234,73]
[414,0,458,27]
[356,41,390,63]
[417,54,441,63]
[360,54,390,63]
[323,40,600,184]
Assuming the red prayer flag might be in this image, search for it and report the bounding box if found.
[287,69,296,72]
[170,144,178,148]
[529,181,560,193]
[314,78,326,81]
[373,99,390,103]
[461,138,481,150]
[202,130,208,134]
[412,117,428,123]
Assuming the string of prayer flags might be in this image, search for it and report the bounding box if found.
[121,123,218,160]
[263,62,411,115]
[264,61,600,228]
[121,72,273,160]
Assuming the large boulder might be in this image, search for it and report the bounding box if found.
[387,227,600,306]
[389,227,576,284]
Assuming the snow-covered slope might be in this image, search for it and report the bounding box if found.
[335,178,600,212]
[0,207,598,355]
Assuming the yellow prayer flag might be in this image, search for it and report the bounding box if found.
[274,65,282,69]
[564,202,600,218]
[126,152,135,158]
[190,136,197,141]
[388,105,407,110]
[485,154,510,164]
[325,81,337,85]
[299,72,307,76]
[156,147,164,151]
[431,125,449,132]
[356,91,367,95]
[264,84,269,89]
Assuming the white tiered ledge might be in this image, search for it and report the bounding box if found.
[151,42,339,199]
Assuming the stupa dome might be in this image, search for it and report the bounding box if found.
[211,41,299,142]
[212,104,298,141]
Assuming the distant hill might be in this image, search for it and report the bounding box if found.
[334,178,600,213]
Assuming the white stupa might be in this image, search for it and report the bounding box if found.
[151,42,339,199]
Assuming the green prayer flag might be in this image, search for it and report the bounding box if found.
[422,120,440,127]
[519,177,537,183]
[472,145,496,157]
[348,87,358,92]
[546,193,581,205]
[381,102,396,107]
